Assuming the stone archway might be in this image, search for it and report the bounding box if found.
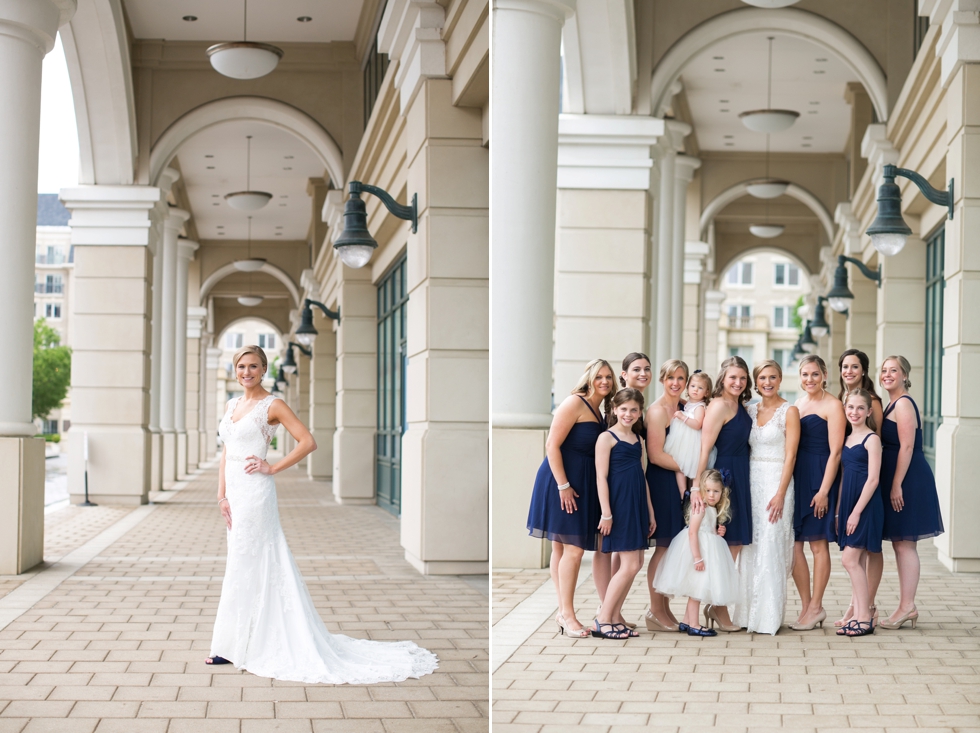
[200,261,301,309]
[649,7,888,121]
[148,96,345,189]
[700,181,835,243]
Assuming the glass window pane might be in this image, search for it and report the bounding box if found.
[789,265,800,286]
[742,262,753,284]
[774,264,785,285]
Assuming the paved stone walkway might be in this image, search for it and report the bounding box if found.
[0,465,488,732]
[492,543,980,731]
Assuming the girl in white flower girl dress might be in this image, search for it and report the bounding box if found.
[664,371,714,501]
[653,468,739,637]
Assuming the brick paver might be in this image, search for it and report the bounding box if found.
[0,467,488,732]
[492,543,980,731]
[492,571,550,626]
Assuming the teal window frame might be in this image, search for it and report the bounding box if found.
[376,254,408,516]
[922,226,944,468]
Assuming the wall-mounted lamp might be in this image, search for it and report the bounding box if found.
[810,297,830,338]
[801,321,818,352]
[281,341,312,374]
[333,180,418,269]
[826,254,881,313]
[866,163,953,256]
[294,299,341,346]
[274,366,288,391]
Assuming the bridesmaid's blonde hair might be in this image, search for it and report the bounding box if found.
[879,355,912,390]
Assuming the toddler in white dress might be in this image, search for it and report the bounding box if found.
[653,469,739,637]
[664,371,715,500]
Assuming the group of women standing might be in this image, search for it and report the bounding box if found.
[527,349,944,639]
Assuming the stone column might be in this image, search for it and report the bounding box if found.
[683,241,710,367]
[552,114,663,395]
[702,290,726,376]
[0,0,75,573]
[673,155,700,357]
[61,186,164,505]
[204,346,221,461]
[491,0,575,569]
[936,62,980,571]
[174,238,198,479]
[149,169,180,492]
[846,271,878,367]
[185,306,207,471]
[654,140,675,369]
[876,237,925,398]
[307,312,336,481]
[159,208,189,487]
[297,353,310,471]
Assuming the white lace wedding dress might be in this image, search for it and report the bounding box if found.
[732,402,795,635]
[209,394,439,684]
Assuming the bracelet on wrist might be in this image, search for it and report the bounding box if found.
[693,557,703,564]
[601,514,613,521]
[218,497,228,504]
[557,482,570,491]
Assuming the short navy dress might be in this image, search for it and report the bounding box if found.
[527,396,603,550]
[647,425,684,548]
[600,432,649,552]
[793,414,839,543]
[714,404,752,547]
[881,395,944,542]
[837,433,883,553]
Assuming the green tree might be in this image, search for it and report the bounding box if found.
[33,319,71,421]
[791,295,805,333]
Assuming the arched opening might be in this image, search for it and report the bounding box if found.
[201,261,301,309]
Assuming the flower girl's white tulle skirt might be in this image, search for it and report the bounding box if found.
[652,508,738,607]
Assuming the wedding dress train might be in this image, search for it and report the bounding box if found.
[209,394,439,684]
[732,402,795,635]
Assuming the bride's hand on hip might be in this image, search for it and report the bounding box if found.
[219,498,232,530]
[766,492,786,524]
[244,455,272,475]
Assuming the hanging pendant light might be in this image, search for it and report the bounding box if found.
[740,37,799,133]
[750,135,785,238]
[741,0,801,7]
[225,135,272,211]
[207,0,283,80]
[747,128,789,199]
[234,215,267,277]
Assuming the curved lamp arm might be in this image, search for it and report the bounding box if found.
[885,164,954,220]
[306,298,341,323]
[350,181,418,233]
[840,255,881,288]
[288,342,312,358]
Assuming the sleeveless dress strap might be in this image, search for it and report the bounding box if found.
[607,430,621,443]
[860,432,874,447]
[884,394,920,428]
[577,394,603,424]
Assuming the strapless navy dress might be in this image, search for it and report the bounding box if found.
[837,433,883,553]
[714,404,752,546]
[600,432,649,552]
[881,395,944,542]
[647,426,684,548]
[793,414,838,543]
[527,396,603,550]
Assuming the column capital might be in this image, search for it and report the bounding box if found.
[684,240,710,284]
[929,0,980,86]
[663,119,692,152]
[165,207,191,233]
[176,237,199,260]
[301,268,323,300]
[60,185,164,247]
[834,201,864,255]
[187,307,207,339]
[704,289,726,320]
[0,0,75,54]
[379,0,448,112]
[206,347,223,370]
[557,114,665,190]
[860,123,899,185]
[674,154,701,183]
[492,0,576,23]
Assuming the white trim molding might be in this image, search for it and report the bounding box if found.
[557,114,665,189]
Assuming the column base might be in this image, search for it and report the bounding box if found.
[937,547,980,573]
[176,431,188,479]
[403,552,489,576]
[161,430,177,487]
[149,431,162,493]
[69,493,147,507]
[0,437,45,575]
[334,496,376,506]
[186,428,200,471]
[68,427,150,505]
[492,427,551,569]
[332,426,375,503]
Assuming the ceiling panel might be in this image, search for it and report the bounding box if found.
[123,0,364,43]
[176,119,326,242]
[682,32,857,154]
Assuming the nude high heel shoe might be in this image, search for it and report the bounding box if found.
[879,608,918,630]
[704,605,741,632]
[644,609,680,632]
[790,609,827,630]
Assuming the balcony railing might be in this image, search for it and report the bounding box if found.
[721,314,770,331]
[35,282,64,294]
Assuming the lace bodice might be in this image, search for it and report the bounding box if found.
[219,394,280,462]
[747,402,789,463]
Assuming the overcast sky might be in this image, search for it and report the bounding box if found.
[38,34,79,194]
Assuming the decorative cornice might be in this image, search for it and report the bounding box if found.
[684,241,710,284]
[703,290,726,320]
[557,114,664,190]
[834,202,863,255]
[379,0,447,112]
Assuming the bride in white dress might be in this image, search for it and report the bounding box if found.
[207,345,438,684]
[732,360,800,635]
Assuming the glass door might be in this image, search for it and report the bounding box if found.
[376,255,408,515]
[923,227,944,468]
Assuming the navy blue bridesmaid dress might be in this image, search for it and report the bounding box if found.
[601,432,649,552]
[837,433,884,553]
[881,395,944,542]
[713,403,752,547]
[647,425,684,547]
[793,414,838,543]
[527,396,604,550]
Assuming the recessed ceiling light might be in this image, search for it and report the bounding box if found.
[212,194,220,198]
[816,58,827,62]
[275,226,283,229]
[724,135,734,139]
[725,143,735,147]
[275,232,282,236]
[803,136,813,140]
[280,195,288,198]
[720,109,730,113]
[297,16,312,22]
[284,155,294,159]
[212,203,219,206]
[279,203,286,207]
[802,143,812,147]
[205,154,214,159]
[813,70,825,74]
[283,167,292,170]
[808,110,818,114]
[217,225,224,228]
[183,15,198,22]
[207,166,215,170]
[714,68,725,72]
[218,231,225,235]
[720,99,730,103]
[713,56,724,60]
